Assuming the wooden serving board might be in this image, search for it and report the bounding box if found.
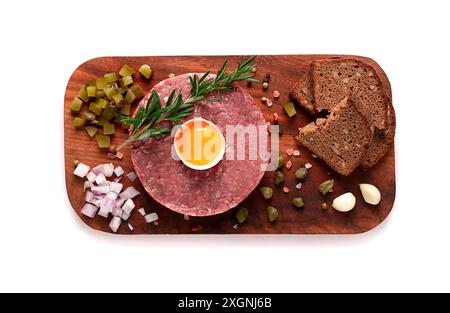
[64,55,395,234]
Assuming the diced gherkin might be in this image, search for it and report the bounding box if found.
[138,64,152,79]
[112,92,124,106]
[120,76,133,87]
[87,85,97,97]
[70,98,83,112]
[95,77,108,90]
[103,123,115,135]
[119,104,131,116]
[85,126,98,138]
[104,72,119,83]
[129,84,144,99]
[119,64,136,77]
[89,101,103,115]
[283,102,297,118]
[78,86,89,102]
[96,90,106,98]
[103,87,117,100]
[73,117,86,128]
[95,134,110,148]
[125,89,137,105]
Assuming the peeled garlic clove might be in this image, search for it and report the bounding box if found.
[332,192,356,212]
[359,184,381,205]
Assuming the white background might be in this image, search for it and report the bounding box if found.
[0,0,449,292]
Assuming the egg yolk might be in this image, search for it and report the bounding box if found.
[175,120,223,166]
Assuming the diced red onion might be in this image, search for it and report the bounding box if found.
[119,186,140,199]
[144,212,159,223]
[109,216,122,233]
[110,182,123,194]
[92,164,104,175]
[85,191,94,203]
[103,163,114,177]
[91,185,110,195]
[122,199,135,214]
[116,197,126,208]
[95,173,107,185]
[86,171,96,183]
[128,223,134,231]
[121,212,130,221]
[138,208,146,216]
[106,192,118,200]
[127,171,137,182]
[73,163,90,178]
[113,176,122,183]
[112,207,123,217]
[81,203,98,218]
[90,198,102,208]
[84,181,93,191]
[98,197,114,218]
[114,166,124,177]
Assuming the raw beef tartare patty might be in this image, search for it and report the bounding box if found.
[130,73,269,216]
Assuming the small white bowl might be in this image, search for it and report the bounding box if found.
[174,118,225,171]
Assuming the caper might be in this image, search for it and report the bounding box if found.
[260,187,273,199]
[274,170,284,186]
[263,73,270,83]
[267,206,278,222]
[277,154,284,169]
[318,179,334,195]
[236,207,249,224]
[295,167,308,180]
[262,82,269,89]
[292,197,304,208]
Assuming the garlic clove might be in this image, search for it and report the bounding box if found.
[359,184,381,205]
[332,192,356,212]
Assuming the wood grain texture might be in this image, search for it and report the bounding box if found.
[64,55,395,234]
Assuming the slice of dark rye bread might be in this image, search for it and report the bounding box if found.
[289,72,316,115]
[311,58,389,130]
[361,100,396,168]
[296,97,372,176]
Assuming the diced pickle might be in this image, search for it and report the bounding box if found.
[70,98,83,112]
[83,111,97,122]
[119,64,136,77]
[102,103,117,121]
[85,126,98,138]
[73,117,86,128]
[283,102,297,117]
[112,93,124,106]
[139,64,152,79]
[96,98,109,109]
[130,84,144,99]
[118,86,128,95]
[78,86,89,102]
[125,89,137,105]
[119,104,131,116]
[103,87,118,100]
[103,123,115,135]
[95,134,110,148]
[87,85,97,97]
[96,90,106,98]
[120,76,133,87]
[95,77,108,90]
[104,72,119,83]
[89,102,103,115]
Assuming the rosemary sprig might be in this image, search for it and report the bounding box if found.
[115,56,258,151]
